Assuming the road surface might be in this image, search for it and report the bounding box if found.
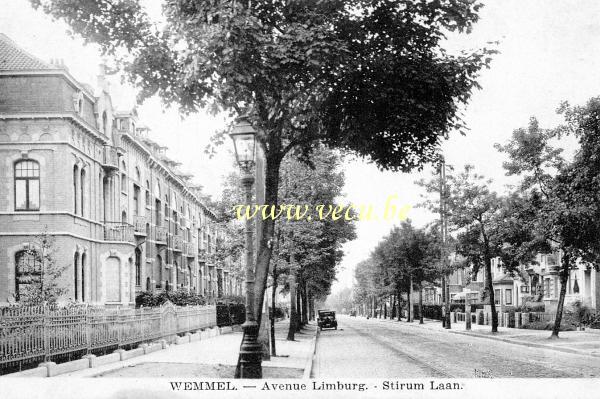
[312,315,600,378]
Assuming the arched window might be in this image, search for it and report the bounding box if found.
[145,180,150,207]
[15,250,41,301]
[135,248,142,287]
[121,210,127,224]
[80,168,86,217]
[164,195,169,220]
[15,160,40,211]
[120,161,127,192]
[81,252,86,302]
[146,277,151,291]
[145,223,151,252]
[135,167,140,182]
[155,254,163,289]
[73,252,80,301]
[73,165,79,214]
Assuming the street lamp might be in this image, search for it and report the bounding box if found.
[229,117,262,378]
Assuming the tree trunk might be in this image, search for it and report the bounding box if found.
[551,253,570,338]
[408,275,414,322]
[287,270,297,341]
[397,289,402,321]
[384,299,388,319]
[419,283,424,324]
[270,272,277,356]
[301,283,308,325]
[295,289,302,331]
[441,275,446,327]
[484,251,498,333]
[254,151,282,326]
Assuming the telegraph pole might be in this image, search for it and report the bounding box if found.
[439,156,451,329]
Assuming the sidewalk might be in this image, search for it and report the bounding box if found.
[370,316,600,357]
[60,320,316,378]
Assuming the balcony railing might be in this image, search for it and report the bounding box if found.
[101,145,119,172]
[133,215,147,236]
[155,226,168,244]
[104,222,134,243]
[198,249,207,262]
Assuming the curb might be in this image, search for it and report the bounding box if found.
[303,326,319,379]
[446,329,600,358]
[369,317,600,359]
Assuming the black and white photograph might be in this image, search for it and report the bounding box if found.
[1,1,600,398]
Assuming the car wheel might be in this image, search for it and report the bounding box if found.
[335,326,337,330]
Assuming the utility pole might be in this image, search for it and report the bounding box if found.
[439,156,451,329]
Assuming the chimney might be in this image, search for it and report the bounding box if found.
[97,61,110,93]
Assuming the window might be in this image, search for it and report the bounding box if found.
[120,161,127,192]
[494,289,501,305]
[80,168,86,217]
[15,160,40,211]
[505,289,512,305]
[133,185,140,217]
[73,165,78,213]
[145,180,150,207]
[121,210,127,224]
[15,250,41,301]
[164,195,169,219]
[74,252,80,301]
[155,199,162,227]
[135,248,142,287]
[81,253,86,302]
[135,167,140,182]
[156,255,163,289]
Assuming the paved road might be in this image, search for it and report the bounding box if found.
[312,315,600,378]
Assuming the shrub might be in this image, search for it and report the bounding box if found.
[216,302,245,326]
[269,306,285,320]
[516,302,545,313]
[135,290,208,308]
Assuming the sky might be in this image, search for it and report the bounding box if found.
[2,0,600,294]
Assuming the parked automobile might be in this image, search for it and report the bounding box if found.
[350,310,357,317]
[317,310,338,330]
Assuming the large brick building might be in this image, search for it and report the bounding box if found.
[0,33,242,306]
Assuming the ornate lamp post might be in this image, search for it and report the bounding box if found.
[229,118,262,378]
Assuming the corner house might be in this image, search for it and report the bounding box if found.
[0,33,242,306]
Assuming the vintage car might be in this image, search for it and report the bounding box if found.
[317,310,337,330]
[349,310,357,317]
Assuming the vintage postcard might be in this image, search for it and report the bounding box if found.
[0,1,599,398]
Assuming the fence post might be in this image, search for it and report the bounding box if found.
[117,306,122,348]
[85,304,91,354]
[43,304,50,362]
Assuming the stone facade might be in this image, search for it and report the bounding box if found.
[0,34,242,306]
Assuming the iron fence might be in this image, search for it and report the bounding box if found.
[0,302,215,373]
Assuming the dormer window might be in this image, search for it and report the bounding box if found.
[73,91,84,115]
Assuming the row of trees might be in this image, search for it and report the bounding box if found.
[354,97,600,338]
[353,221,447,323]
[215,148,356,353]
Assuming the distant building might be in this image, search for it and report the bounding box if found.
[0,33,242,306]
[446,251,600,312]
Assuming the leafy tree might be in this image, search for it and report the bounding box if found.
[497,108,600,337]
[271,149,356,340]
[15,230,68,306]
[445,165,504,332]
[31,0,495,333]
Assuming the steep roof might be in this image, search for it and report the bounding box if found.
[0,33,53,71]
